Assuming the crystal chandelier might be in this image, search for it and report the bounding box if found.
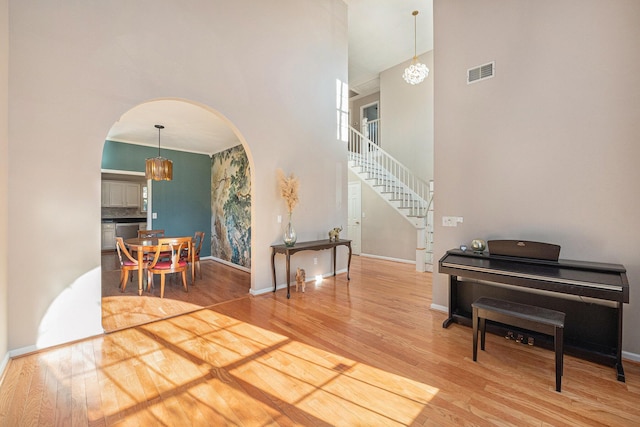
[145,124,173,181]
[403,10,429,85]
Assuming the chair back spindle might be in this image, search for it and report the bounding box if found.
[147,237,192,298]
[138,229,165,238]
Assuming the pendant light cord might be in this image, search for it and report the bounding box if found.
[155,124,164,157]
[413,10,418,61]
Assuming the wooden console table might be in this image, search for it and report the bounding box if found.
[271,239,352,298]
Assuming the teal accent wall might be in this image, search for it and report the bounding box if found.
[102,140,212,257]
[102,141,149,173]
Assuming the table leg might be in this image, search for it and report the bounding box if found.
[286,253,291,299]
[333,247,337,276]
[271,249,277,292]
[347,242,352,280]
[137,249,144,296]
[191,242,196,286]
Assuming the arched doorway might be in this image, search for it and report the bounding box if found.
[100,99,253,331]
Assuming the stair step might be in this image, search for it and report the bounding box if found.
[348,156,432,233]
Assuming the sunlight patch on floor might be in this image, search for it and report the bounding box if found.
[104,309,442,425]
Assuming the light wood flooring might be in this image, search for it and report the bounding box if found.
[1,256,639,426]
[101,252,251,332]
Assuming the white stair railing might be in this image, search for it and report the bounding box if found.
[348,126,431,218]
[347,125,434,271]
[361,118,380,147]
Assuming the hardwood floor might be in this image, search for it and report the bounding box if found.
[1,256,639,426]
[101,251,251,331]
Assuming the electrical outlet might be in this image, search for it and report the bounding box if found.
[314,258,318,265]
[442,216,463,227]
[277,215,282,223]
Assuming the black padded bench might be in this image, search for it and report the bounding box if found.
[472,297,566,392]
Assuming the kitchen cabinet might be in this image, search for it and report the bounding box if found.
[101,181,140,207]
[101,223,116,250]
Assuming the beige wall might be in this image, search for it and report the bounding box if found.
[349,92,379,130]
[7,0,347,353]
[361,179,417,262]
[348,170,417,262]
[433,0,640,356]
[0,0,8,367]
[380,50,434,183]
[348,50,434,263]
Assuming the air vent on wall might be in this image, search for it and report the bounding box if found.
[467,61,495,84]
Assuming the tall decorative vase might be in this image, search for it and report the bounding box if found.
[283,213,297,247]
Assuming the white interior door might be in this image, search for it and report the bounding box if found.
[348,181,362,255]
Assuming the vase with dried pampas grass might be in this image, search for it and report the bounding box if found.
[277,169,300,246]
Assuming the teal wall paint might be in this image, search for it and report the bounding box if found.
[102,140,149,172]
[102,141,212,257]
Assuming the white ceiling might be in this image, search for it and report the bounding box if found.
[106,99,239,156]
[346,0,433,97]
[105,1,433,156]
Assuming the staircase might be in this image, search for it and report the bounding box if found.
[347,126,434,272]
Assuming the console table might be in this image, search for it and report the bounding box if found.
[271,239,352,298]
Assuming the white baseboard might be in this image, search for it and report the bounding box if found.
[8,344,38,359]
[430,303,448,313]
[0,352,9,380]
[209,256,250,273]
[250,286,275,296]
[253,268,349,296]
[359,253,414,265]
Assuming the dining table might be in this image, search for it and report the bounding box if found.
[124,236,194,296]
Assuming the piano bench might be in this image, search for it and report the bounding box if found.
[472,297,566,392]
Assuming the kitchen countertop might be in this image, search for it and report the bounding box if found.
[101,217,147,223]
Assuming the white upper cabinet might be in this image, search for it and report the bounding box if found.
[102,181,140,207]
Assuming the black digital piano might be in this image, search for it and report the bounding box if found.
[439,241,629,381]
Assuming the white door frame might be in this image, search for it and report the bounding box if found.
[347,181,362,255]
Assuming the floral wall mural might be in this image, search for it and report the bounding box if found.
[211,145,251,268]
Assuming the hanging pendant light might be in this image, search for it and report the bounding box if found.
[145,124,173,181]
[402,10,429,85]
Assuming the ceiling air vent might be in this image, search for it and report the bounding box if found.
[467,61,495,84]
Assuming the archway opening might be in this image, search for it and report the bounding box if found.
[100,98,253,332]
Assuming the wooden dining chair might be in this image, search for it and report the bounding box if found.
[147,237,192,298]
[137,229,169,260]
[115,237,140,293]
[191,231,205,283]
[137,229,165,238]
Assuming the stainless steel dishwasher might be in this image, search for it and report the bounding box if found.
[115,222,141,240]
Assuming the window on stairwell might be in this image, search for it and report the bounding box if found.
[336,79,349,142]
